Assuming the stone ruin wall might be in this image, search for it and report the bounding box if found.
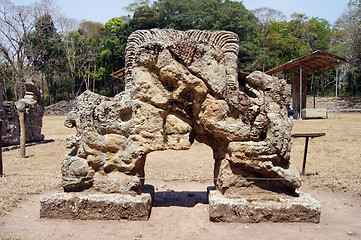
[62,29,301,196]
[0,81,44,146]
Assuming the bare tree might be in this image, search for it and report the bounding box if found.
[0,0,60,99]
[252,7,287,24]
[0,0,37,99]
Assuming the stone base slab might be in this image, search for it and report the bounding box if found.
[40,186,154,221]
[302,108,328,119]
[208,190,321,223]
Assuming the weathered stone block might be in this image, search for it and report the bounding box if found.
[208,189,320,223]
[0,81,44,146]
[302,108,328,119]
[40,185,154,221]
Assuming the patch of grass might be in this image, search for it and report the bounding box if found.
[0,116,73,215]
[347,231,358,236]
[1,237,25,240]
[291,113,361,195]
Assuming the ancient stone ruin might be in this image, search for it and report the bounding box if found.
[0,81,44,146]
[41,29,320,222]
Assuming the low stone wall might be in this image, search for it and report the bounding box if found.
[306,97,361,112]
[45,99,76,116]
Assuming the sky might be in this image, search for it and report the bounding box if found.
[11,0,350,25]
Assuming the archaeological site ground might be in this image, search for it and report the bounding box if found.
[0,29,360,239]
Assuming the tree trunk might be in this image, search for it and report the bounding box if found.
[0,83,3,105]
[93,64,96,92]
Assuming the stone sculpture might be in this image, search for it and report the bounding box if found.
[41,29,321,223]
[0,81,44,146]
[62,29,301,196]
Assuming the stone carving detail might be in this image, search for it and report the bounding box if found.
[0,81,44,146]
[62,29,300,195]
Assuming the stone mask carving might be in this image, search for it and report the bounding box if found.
[62,29,300,196]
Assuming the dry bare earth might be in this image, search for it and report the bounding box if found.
[0,114,360,240]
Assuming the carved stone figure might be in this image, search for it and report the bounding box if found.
[62,29,300,196]
[0,81,44,146]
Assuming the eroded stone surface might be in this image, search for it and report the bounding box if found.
[0,81,44,146]
[40,191,153,220]
[62,29,300,196]
[208,189,321,223]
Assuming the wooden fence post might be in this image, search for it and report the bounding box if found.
[19,111,26,158]
[0,119,3,177]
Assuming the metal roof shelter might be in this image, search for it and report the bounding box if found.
[266,50,346,75]
[266,51,346,119]
[110,68,125,80]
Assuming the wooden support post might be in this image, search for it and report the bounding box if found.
[292,71,307,119]
[302,137,310,176]
[0,120,3,177]
[335,64,339,119]
[19,111,26,158]
[299,62,303,119]
[312,74,316,109]
[292,133,326,176]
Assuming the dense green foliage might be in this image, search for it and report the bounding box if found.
[0,0,360,104]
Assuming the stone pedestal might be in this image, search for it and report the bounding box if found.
[40,185,154,221]
[208,189,321,223]
[302,108,328,119]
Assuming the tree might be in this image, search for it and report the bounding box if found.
[0,61,14,100]
[0,0,36,99]
[332,0,361,96]
[78,20,103,92]
[144,0,261,71]
[27,13,66,104]
[62,20,104,97]
[252,7,286,24]
[95,18,130,96]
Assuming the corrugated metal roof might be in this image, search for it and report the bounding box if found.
[110,68,125,80]
[266,50,346,75]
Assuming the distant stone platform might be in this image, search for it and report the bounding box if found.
[208,189,321,223]
[40,186,154,221]
[302,108,328,119]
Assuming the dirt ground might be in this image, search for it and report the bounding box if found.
[1,114,361,240]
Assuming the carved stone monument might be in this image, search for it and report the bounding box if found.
[40,29,320,222]
[0,81,44,146]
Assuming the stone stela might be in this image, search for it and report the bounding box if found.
[40,29,320,223]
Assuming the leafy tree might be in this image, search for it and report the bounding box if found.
[133,0,261,71]
[90,18,133,96]
[27,14,66,104]
[132,5,161,29]
[0,61,15,101]
[254,13,332,71]
[332,0,361,96]
[63,20,103,96]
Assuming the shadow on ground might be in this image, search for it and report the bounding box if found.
[153,191,208,207]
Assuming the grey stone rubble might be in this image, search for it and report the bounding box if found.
[306,97,361,112]
[45,99,76,116]
[41,29,320,222]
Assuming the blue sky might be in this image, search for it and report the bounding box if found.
[11,0,350,25]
